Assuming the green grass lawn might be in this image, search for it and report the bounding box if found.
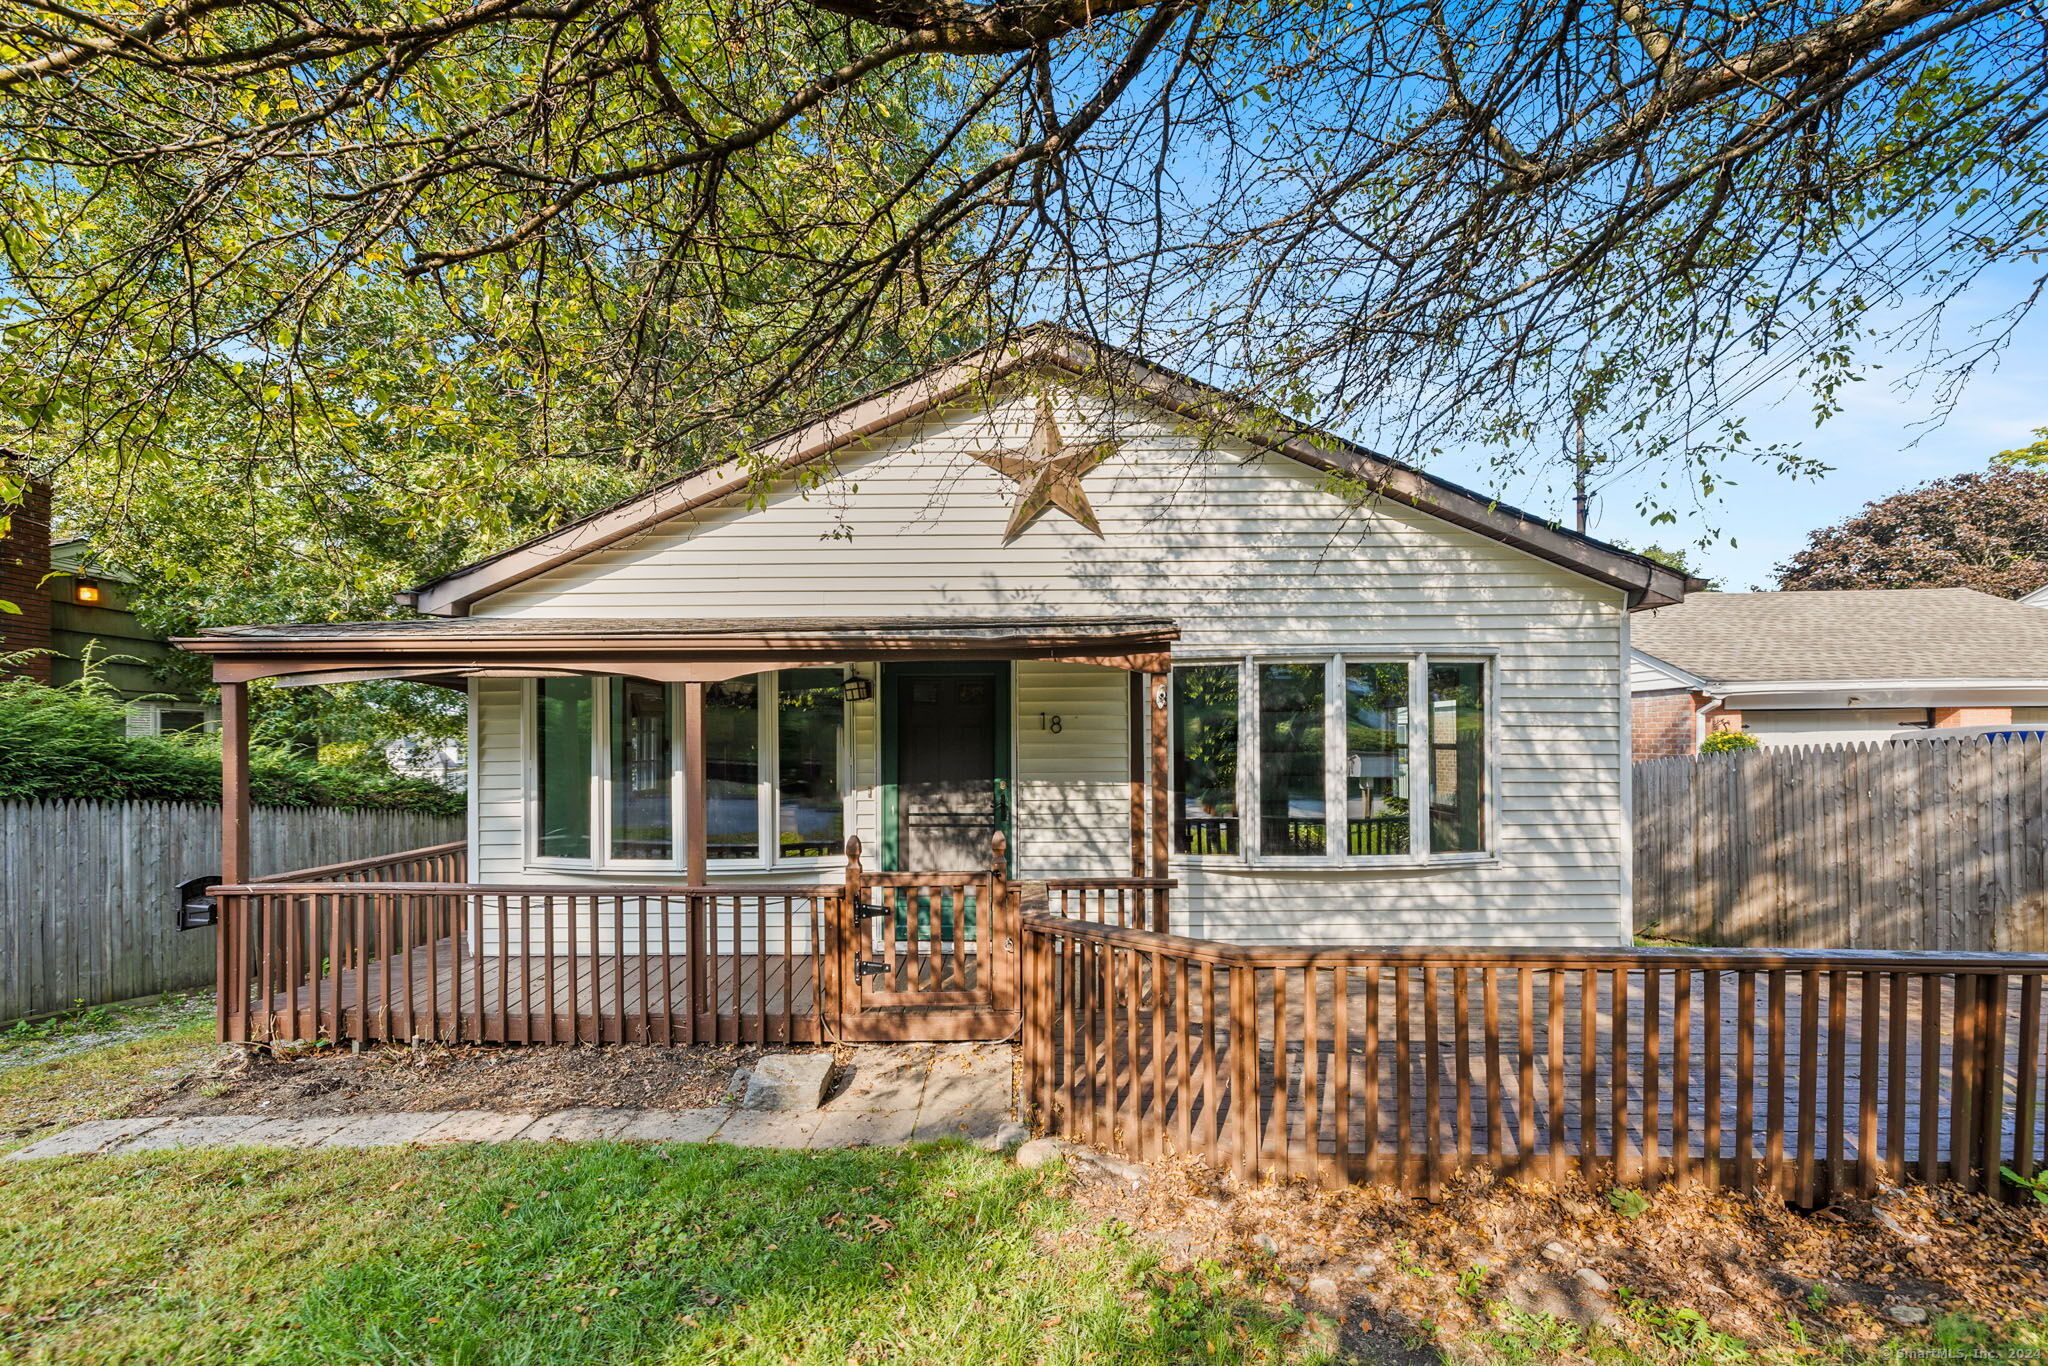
[0,1016,217,1145]
[1,1140,1317,1365]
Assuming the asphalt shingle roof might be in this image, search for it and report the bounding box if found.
[1631,589,2048,685]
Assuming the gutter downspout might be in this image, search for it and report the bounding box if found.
[1694,693,1729,750]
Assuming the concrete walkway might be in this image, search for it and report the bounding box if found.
[7,1043,1016,1162]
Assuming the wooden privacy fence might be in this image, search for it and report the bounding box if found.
[0,799,461,1022]
[1020,914,2048,1203]
[1635,737,2048,951]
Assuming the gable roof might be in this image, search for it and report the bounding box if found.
[399,326,1698,616]
[1631,588,2048,687]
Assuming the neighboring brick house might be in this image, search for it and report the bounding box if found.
[1629,588,2048,757]
[46,539,216,733]
[0,475,53,682]
[0,479,216,730]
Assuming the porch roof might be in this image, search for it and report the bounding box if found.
[174,614,1180,685]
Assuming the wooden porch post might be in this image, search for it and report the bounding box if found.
[220,679,252,884]
[217,678,251,1042]
[682,680,707,884]
[1129,672,1146,877]
[682,680,709,1028]
[1148,669,1170,931]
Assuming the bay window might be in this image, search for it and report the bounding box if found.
[1172,655,1490,864]
[530,671,846,869]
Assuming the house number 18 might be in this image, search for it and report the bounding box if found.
[1038,713,1063,733]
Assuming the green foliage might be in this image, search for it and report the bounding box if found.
[1700,730,1760,754]
[1995,428,2048,468]
[0,673,461,815]
[1606,1186,1652,1219]
[1618,541,1722,591]
[2001,1165,2048,1205]
[1775,465,2048,598]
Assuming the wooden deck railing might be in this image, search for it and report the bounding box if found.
[251,840,468,885]
[1040,877,1177,932]
[1020,914,2048,1203]
[214,882,830,1046]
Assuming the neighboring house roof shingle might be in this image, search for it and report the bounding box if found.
[1631,589,2048,686]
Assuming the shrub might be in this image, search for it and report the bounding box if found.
[1699,729,1759,754]
[0,675,464,815]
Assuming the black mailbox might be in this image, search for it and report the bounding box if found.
[177,875,219,931]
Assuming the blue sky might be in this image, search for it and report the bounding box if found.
[1426,266,2048,591]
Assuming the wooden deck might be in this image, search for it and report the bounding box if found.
[252,936,824,1044]
[1027,920,2048,1198]
[247,935,1006,1045]
[1212,971,2040,1168]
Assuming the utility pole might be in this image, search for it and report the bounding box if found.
[1572,416,1591,534]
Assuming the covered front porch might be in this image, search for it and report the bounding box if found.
[181,616,1180,1045]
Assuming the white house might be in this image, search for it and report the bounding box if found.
[187,329,1692,951]
[1630,588,2048,755]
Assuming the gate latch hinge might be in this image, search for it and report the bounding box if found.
[853,901,893,924]
[855,959,890,979]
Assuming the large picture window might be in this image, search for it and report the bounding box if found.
[777,669,845,858]
[609,678,672,860]
[705,678,761,860]
[1172,665,1240,855]
[530,671,846,869]
[1258,663,1326,856]
[536,677,594,859]
[1171,655,1489,865]
[1429,662,1486,854]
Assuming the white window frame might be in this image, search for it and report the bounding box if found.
[1169,650,1497,870]
[524,670,849,874]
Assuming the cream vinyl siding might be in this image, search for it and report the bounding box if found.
[466,382,1631,947]
[1741,707,1930,748]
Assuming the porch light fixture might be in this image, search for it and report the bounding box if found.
[841,674,874,703]
[73,578,102,605]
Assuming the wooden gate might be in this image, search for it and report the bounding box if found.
[825,835,1020,1041]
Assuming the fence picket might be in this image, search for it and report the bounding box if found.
[1017,915,2048,1205]
[1635,739,2048,952]
[0,801,458,1022]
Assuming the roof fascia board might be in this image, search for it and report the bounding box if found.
[1716,676,2048,697]
[404,332,1691,616]
[1628,648,1709,692]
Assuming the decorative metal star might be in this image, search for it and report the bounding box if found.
[967,396,1120,543]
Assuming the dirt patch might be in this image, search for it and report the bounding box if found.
[130,1040,819,1119]
[1067,1162,2048,1361]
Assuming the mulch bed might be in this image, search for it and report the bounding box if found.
[1068,1160,2048,1360]
[130,1039,818,1119]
